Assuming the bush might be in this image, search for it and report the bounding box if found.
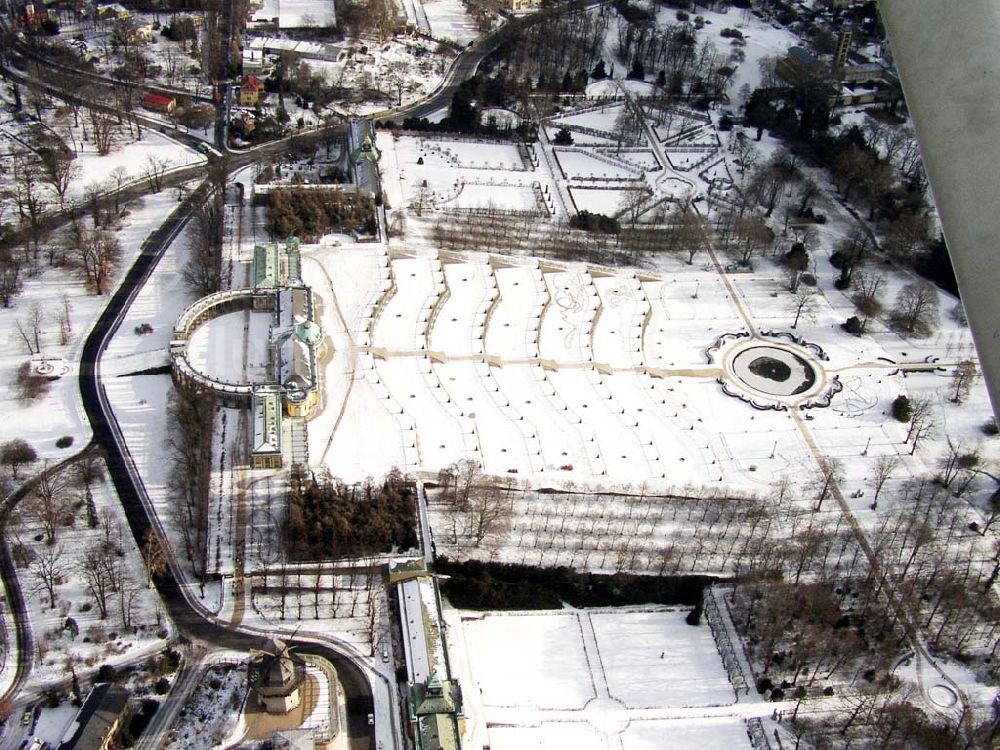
[55,435,74,449]
[756,677,773,694]
[154,678,170,695]
[841,316,864,335]
[770,687,785,701]
[892,395,912,422]
[569,210,620,234]
[685,602,703,626]
[553,127,574,146]
[981,418,999,436]
[14,362,51,404]
[96,664,116,683]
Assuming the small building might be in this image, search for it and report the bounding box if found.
[249,638,307,714]
[240,74,265,106]
[251,387,283,468]
[776,46,826,85]
[96,2,130,19]
[273,728,316,750]
[253,238,301,300]
[16,3,49,29]
[397,573,465,750]
[133,21,155,42]
[142,92,177,113]
[58,684,132,750]
[248,0,337,29]
[408,674,464,750]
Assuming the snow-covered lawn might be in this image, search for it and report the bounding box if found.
[68,128,205,203]
[568,186,639,216]
[463,612,595,710]
[419,0,481,45]
[590,610,733,708]
[299,240,996,504]
[0,191,191,464]
[555,149,638,180]
[455,607,747,750]
[14,459,170,691]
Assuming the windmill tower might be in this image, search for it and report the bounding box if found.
[248,637,307,714]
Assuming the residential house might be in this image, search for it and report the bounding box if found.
[142,92,177,113]
[58,684,133,750]
[240,74,265,106]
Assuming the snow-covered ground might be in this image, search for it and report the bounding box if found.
[0,190,192,464]
[452,607,749,750]
[419,0,481,45]
[13,458,170,692]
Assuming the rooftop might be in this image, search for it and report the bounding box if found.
[252,387,283,455]
[58,684,130,750]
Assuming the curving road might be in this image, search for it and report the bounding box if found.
[0,4,612,746]
[71,181,379,746]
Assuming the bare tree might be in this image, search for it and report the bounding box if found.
[115,564,142,629]
[788,287,819,329]
[409,182,434,217]
[950,359,978,404]
[29,544,66,609]
[88,109,117,156]
[814,457,843,511]
[852,268,885,329]
[59,294,73,345]
[905,396,937,455]
[891,280,939,335]
[70,228,121,295]
[108,165,129,214]
[24,466,72,545]
[14,303,44,354]
[81,547,116,619]
[870,454,900,509]
[144,155,169,192]
[38,149,80,209]
[142,528,168,586]
[0,439,37,479]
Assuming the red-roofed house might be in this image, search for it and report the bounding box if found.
[240,75,265,106]
[142,92,176,113]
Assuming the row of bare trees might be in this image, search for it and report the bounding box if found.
[165,389,215,582]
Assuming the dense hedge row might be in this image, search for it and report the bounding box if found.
[436,558,722,610]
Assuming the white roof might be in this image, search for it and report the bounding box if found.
[398,578,432,683]
[249,0,336,28]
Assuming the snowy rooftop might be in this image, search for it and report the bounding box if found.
[245,36,343,60]
[398,578,432,684]
[252,388,283,455]
[249,0,336,28]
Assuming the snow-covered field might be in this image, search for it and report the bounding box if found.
[419,0,481,44]
[301,238,996,509]
[0,191,191,463]
[455,607,748,750]
[15,457,170,691]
